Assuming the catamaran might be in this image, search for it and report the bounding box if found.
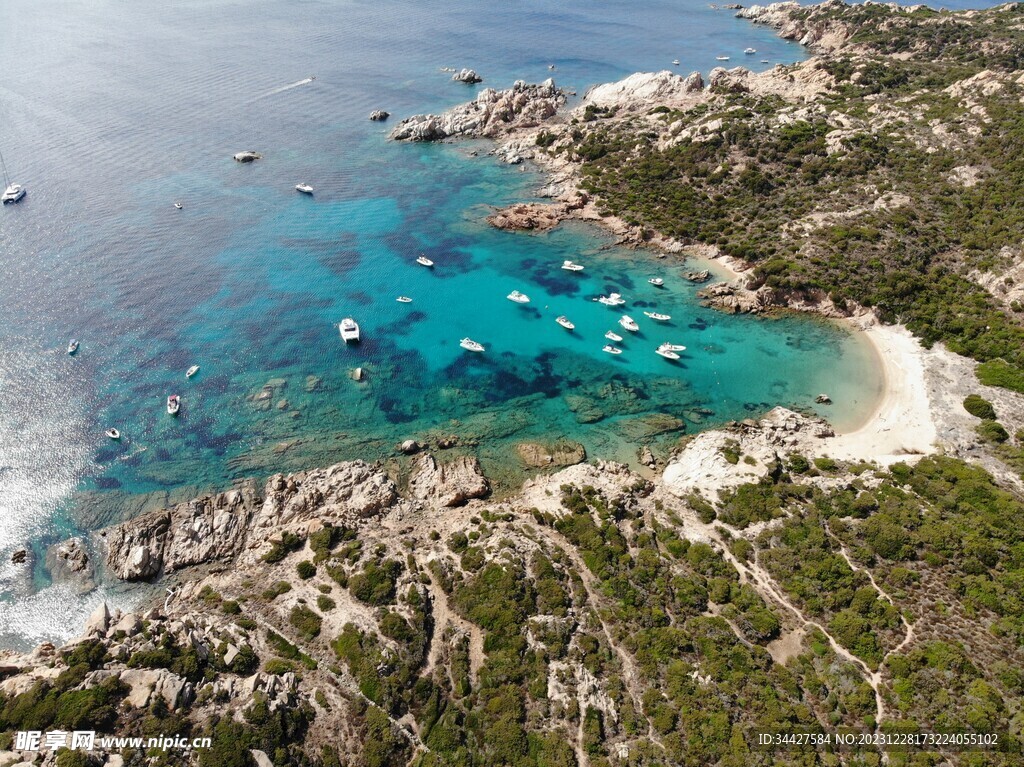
[1,149,25,204]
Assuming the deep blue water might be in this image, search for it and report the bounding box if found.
[0,0,989,645]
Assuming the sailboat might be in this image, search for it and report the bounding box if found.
[1,149,25,204]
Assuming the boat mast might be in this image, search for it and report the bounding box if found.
[0,149,10,188]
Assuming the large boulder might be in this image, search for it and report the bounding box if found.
[516,440,587,468]
[452,68,483,84]
[409,454,490,507]
[45,536,95,594]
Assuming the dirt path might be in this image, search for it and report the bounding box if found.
[422,573,485,684]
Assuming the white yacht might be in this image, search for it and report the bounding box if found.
[174,202,183,210]
[507,290,531,304]
[416,255,434,267]
[67,339,79,355]
[760,59,771,64]
[672,59,681,66]
[604,330,623,342]
[619,315,639,332]
[597,293,626,306]
[339,318,361,343]
[648,277,664,287]
[106,428,121,440]
[602,345,623,355]
[716,55,730,61]
[167,395,181,416]
[744,47,757,54]
[561,260,585,272]
[1,150,25,204]
[644,311,671,321]
[460,337,485,352]
[655,344,681,360]
[186,365,200,379]
[396,296,413,303]
[555,316,575,330]
[296,183,314,194]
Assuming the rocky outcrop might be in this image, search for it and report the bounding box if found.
[232,150,262,162]
[486,195,588,231]
[697,282,776,314]
[581,70,704,111]
[104,482,260,581]
[369,110,390,121]
[409,454,490,507]
[390,79,565,142]
[45,537,95,594]
[516,440,587,468]
[452,68,483,84]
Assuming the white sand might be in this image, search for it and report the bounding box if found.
[821,321,937,464]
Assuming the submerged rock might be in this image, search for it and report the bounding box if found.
[45,537,96,595]
[516,440,587,468]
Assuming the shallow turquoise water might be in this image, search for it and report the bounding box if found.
[0,0,912,645]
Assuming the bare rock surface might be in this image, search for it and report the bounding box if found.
[409,454,490,507]
[516,440,587,468]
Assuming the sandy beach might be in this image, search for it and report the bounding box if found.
[822,320,938,464]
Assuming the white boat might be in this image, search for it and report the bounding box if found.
[644,311,672,321]
[672,59,681,66]
[416,255,434,267]
[1,150,25,204]
[105,428,121,440]
[655,344,680,361]
[338,317,361,343]
[663,343,686,352]
[619,315,639,332]
[396,296,413,303]
[174,202,183,210]
[296,183,314,195]
[602,345,623,355]
[555,316,575,330]
[507,290,531,304]
[760,59,771,64]
[561,260,585,272]
[67,339,79,355]
[744,48,757,54]
[186,365,200,379]
[460,337,485,352]
[648,278,665,287]
[597,292,626,306]
[716,56,730,61]
[167,395,181,416]
[604,330,623,342]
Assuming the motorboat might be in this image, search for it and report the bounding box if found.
[296,183,314,195]
[460,337,485,352]
[672,59,681,66]
[644,311,672,321]
[648,278,665,287]
[602,345,623,355]
[744,48,757,54]
[663,343,687,352]
[1,150,25,204]
[67,339,79,355]
[555,316,575,330]
[597,292,626,306]
[396,296,413,303]
[507,290,531,304]
[174,202,183,210]
[186,365,200,379]
[105,428,121,440]
[604,330,623,342]
[761,59,771,64]
[339,317,361,343]
[619,315,639,332]
[167,395,181,416]
[655,344,681,360]
[561,260,585,272]
[416,255,434,267]
[716,56,730,61]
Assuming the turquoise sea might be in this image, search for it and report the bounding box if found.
[0,0,992,647]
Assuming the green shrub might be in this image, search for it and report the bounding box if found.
[316,595,336,612]
[261,581,292,600]
[976,420,1010,443]
[963,394,997,420]
[296,560,316,580]
[349,559,403,605]
[289,605,323,641]
[262,532,305,564]
[977,360,1024,394]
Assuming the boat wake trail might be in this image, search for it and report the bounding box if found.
[254,76,316,100]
